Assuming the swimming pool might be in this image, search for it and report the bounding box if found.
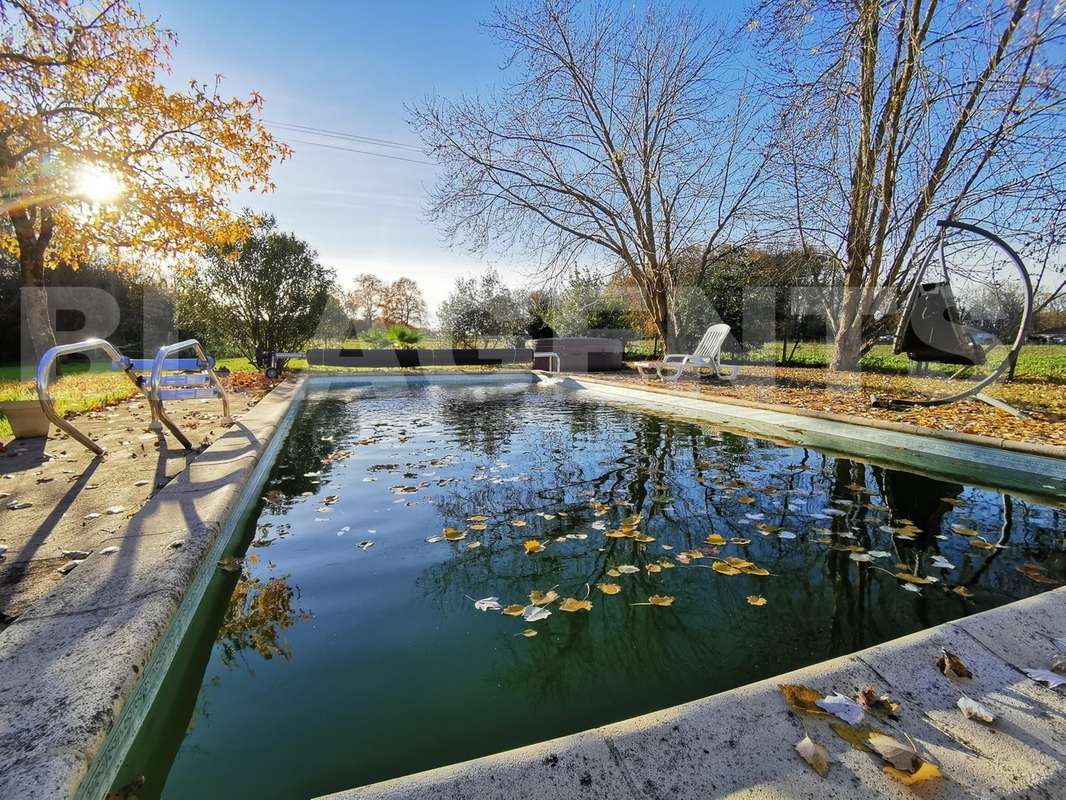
[108,379,1065,799]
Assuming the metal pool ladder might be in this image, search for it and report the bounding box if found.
[36,337,231,455]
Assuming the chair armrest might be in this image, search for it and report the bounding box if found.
[663,354,690,362]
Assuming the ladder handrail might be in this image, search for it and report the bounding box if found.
[149,339,231,449]
[35,338,143,456]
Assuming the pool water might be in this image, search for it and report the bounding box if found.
[112,381,1065,799]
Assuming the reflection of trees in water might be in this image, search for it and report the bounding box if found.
[435,385,534,458]
[217,568,311,668]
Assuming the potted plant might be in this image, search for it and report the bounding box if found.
[0,386,50,440]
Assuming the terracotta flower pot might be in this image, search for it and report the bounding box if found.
[1,400,50,439]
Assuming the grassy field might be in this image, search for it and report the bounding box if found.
[2,345,1062,440]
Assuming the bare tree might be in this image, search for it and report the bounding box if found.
[410,0,770,348]
[345,273,385,327]
[753,0,1066,369]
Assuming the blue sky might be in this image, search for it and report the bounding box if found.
[144,0,747,316]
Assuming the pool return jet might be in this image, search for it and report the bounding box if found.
[36,338,231,455]
[871,219,1033,418]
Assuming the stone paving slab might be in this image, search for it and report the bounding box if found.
[323,587,1066,800]
[0,388,261,627]
[0,379,301,800]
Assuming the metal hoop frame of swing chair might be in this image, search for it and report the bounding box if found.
[872,219,1033,416]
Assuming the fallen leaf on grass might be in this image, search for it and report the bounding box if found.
[795,734,830,777]
[957,696,995,723]
[558,597,592,612]
[596,583,622,595]
[746,595,767,606]
[937,648,974,679]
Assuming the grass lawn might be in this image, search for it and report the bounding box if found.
[2,344,1062,441]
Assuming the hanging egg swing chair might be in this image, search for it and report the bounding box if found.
[872,219,1033,417]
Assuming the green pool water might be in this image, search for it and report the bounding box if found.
[111,381,1065,799]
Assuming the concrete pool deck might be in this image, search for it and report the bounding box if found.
[0,370,1063,799]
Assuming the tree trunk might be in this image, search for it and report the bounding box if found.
[20,253,56,363]
[830,283,864,371]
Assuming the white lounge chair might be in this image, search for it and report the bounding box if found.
[634,323,738,382]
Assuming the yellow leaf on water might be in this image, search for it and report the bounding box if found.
[467,514,487,522]
[646,563,662,573]
[894,572,932,585]
[442,527,466,541]
[606,568,621,577]
[529,590,559,606]
[705,533,727,545]
[726,557,753,568]
[737,495,756,505]
[730,537,751,545]
[596,583,621,595]
[558,597,593,612]
[712,562,741,576]
[501,604,526,616]
[969,538,996,550]
[648,594,675,606]
[524,539,545,554]
[468,523,487,531]
[511,519,527,527]
[740,564,770,576]
[634,533,656,543]
[951,524,978,537]
[952,585,975,598]
[519,628,538,638]
[746,595,767,606]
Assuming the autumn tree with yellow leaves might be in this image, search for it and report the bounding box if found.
[0,0,289,358]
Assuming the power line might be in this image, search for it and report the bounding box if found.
[266,120,424,153]
[283,136,435,166]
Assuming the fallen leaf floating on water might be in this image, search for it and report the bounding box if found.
[951,524,978,537]
[705,533,727,545]
[951,585,975,598]
[712,561,741,576]
[936,649,974,680]
[473,596,502,612]
[737,495,756,505]
[895,572,933,585]
[511,519,527,528]
[795,734,830,778]
[442,528,466,542]
[969,538,996,551]
[522,605,551,622]
[646,563,662,573]
[501,604,525,616]
[730,537,751,545]
[957,695,996,723]
[357,540,374,550]
[523,539,545,554]
[425,536,443,544]
[1023,668,1066,688]
[815,693,865,725]
[647,594,675,607]
[856,686,900,717]
[529,590,559,606]
[559,597,593,612]
[217,555,242,573]
[597,583,622,595]
[615,565,640,574]
[746,595,767,606]
[1016,563,1061,585]
[779,683,826,713]
[466,541,480,550]
[518,628,537,638]
[467,514,487,522]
